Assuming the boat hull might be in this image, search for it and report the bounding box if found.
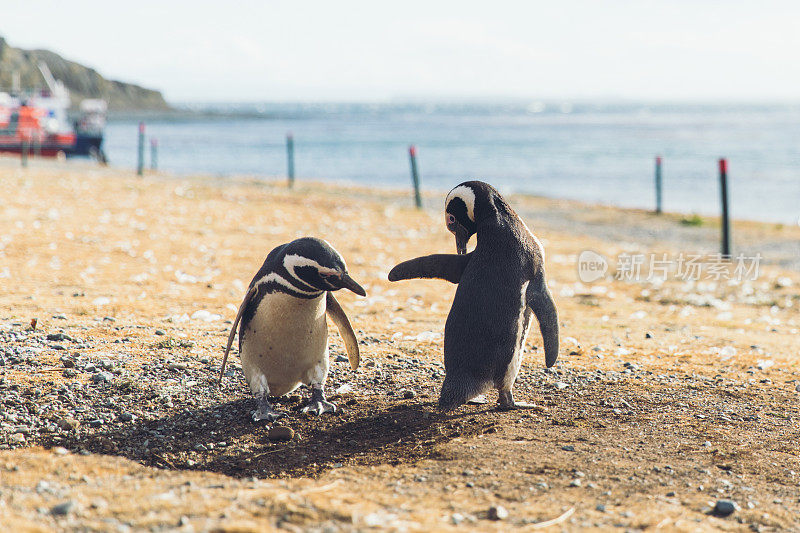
[0,132,105,160]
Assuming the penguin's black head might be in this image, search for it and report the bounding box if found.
[282,238,366,296]
[444,181,499,254]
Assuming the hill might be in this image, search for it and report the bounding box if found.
[0,36,169,111]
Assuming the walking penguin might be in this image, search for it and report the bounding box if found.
[389,181,559,410]
[219,237,366,422]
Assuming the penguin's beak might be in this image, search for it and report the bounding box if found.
[337,273,367,296]
[453,224,470,255]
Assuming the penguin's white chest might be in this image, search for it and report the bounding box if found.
[240,291,328,397]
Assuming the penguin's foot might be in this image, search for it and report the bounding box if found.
[302,388,337,416]
[497,390,539,411]
[252,398,287,423]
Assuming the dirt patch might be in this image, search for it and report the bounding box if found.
[1,161,800,531]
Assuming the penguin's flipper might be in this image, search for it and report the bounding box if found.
[526,275,560,368]
[326,292,360,370]
[388,253,473,284]
[218,284,259,387]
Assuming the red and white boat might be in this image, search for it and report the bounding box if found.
[0,63,106,161]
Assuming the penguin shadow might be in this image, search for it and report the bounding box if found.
[48,394,498,478]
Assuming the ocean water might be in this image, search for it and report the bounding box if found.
[104,102,800,223]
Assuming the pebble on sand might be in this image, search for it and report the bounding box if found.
[487,505,508,520]
[56,418,80,431]
[50,500,76,516]
[711,499,738,517]
[268,426,294,441]
[90,371,113,384]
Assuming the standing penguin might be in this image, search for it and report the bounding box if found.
[219,237,366,422]
[389,181,559,411]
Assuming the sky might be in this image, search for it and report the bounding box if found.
[2,0,799,103]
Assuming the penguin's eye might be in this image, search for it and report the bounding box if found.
[446,213,456,225]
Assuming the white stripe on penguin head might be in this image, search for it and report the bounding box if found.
[446,185,476,222]
[253,272,321,295]
[283,254,340,286]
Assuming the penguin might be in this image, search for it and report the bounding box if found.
[219,237,366,422]
[388,181,559,411]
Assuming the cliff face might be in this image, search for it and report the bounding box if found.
[0,37,169,111]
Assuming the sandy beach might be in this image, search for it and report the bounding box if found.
[1,159,800,531]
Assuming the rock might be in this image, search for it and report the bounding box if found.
[119,412,136,422]
[645,332,654,339]
[756,360,774,371]
[561,445,575,451]
[719,346,736,357]
[47,333,72,342]
[91,371,113,384]
[596,504,606,512]
[60,356,75,368]
[268,426,294,441]
[56,417,80,431]
[62,369,77,378]
[570,479,582,487]
[50,500,76,516]
[10,433,25,444]
[712,499,738,517]
[796,384,800,393]
[555,382,568,389]
[400,388,416,399]
[563,337,580,346]
[155,329,166,336]
[487,505,508,520]
[335,354,349,362]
